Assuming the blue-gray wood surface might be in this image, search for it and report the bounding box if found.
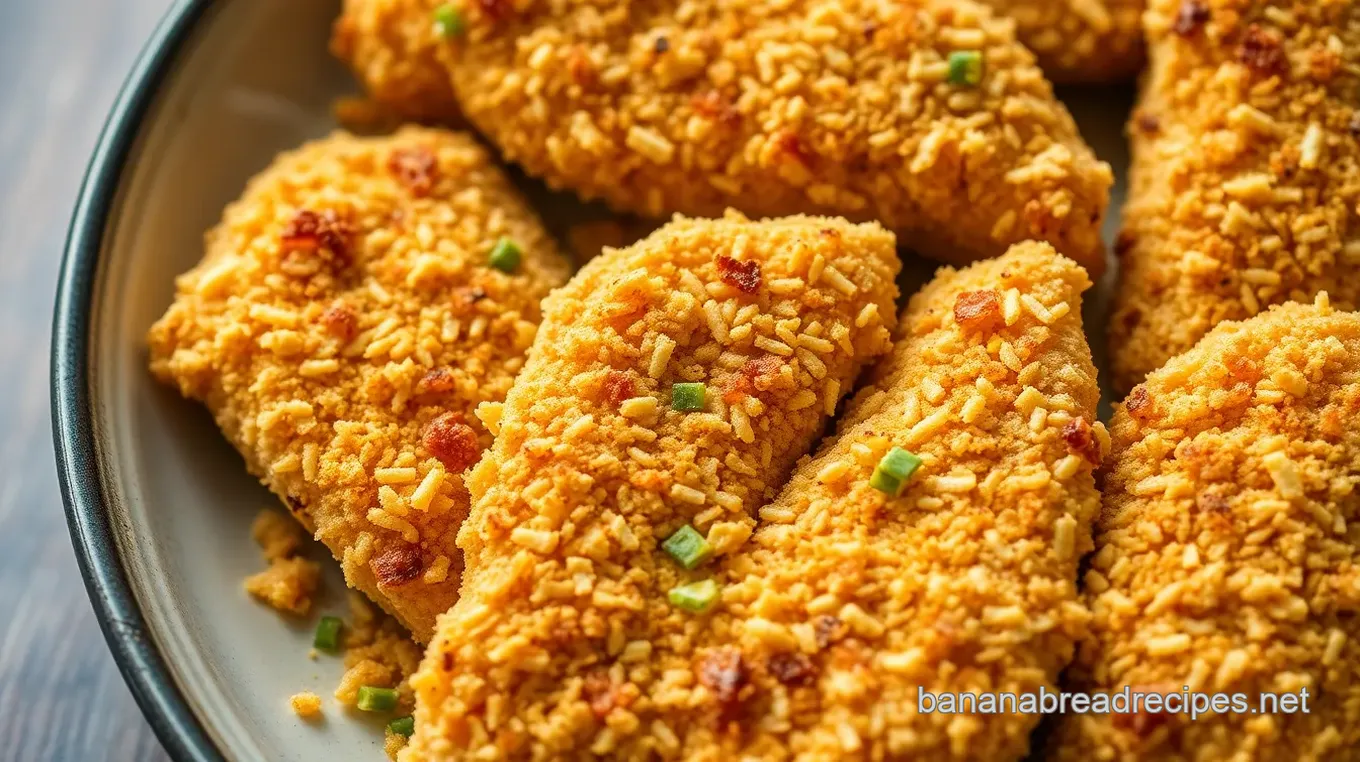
[0,0,177,759]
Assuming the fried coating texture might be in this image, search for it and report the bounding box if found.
[980,0,1144,82]
[659,243,1101,760]
[332,0,462,123]
[347,0,1114,272]
[147,128,570,643]
[404,213,901,761]
[1109,0,1360,393]
[1048,297,1360,762]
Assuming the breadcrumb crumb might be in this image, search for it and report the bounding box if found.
[290,691,324,719]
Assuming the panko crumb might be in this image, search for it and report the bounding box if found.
[245,510,321,616]
[290,691,324,719]
[1110,0,1360,393]
[1049,299,1360,761]
[353,0,1112,272]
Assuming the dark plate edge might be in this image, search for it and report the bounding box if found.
[50,1,226,760]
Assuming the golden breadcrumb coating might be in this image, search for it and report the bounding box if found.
[655,243,1101,760]
[347,0,1114,272]
[245,510,323,615]
[404,213,901,761]
[1048,296,1360,762]
[147,128,570,643]
[981,0,1144,82]
[332,0,463,123]
[1109,0,1360,393]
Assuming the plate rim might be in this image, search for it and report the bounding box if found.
[51,0,226,760]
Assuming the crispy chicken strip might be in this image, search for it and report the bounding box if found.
[334,0,1113,273]
[404,213,900,761]
[1048,296,1360,761]
[147,128,570,643]
[985,0,1144,83]
[665,243,1101,760]
[1109,0,1360,393]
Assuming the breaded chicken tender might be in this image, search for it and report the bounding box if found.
[1048,296,1360,761]
[404,213,901,761]
[980,0,1144,82]
[331,0,462,123]
[147,128,570,643]
[339,0,1113,272]
[658,243,1101,760]
[1109,0,1360,393]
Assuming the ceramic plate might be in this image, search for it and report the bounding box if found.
[52,1,1131,759]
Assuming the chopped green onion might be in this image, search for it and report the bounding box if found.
[488,237,522,272]
[869,446,923,496]
[662,525,713,569]
[669,579,721,613]
[947,50,984,86]
[388,716,415,737]
[356,686,400,713]
[671,382,706,411]
[313,616,343,651]
[433,5,465,38]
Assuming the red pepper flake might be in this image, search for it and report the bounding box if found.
[766,652,815,686]
[566,46,597,88]
[388,146,439,197]
[697,647,747,706]
[372,544,423,586]
[417,367,458,395]
[773,130,811,166]
[724,355,783,404]
[1173,0,1210,35]
[602,370,636,407]
[281,209,353,263]
[422,412,481,472]
[1135,111,1161,134]
[582,670,618,718]
[1061,417,1103,466]
[813,615,846,649]
[1237,25,1285,76]
[954,289,1003,332]
[1125,385,1153,421]
[716,255,761,294]
[690,91,740,128]
[441,652,455,671]
[320,303,358,340]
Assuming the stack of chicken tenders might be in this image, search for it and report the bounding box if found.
[148,0,1360,759]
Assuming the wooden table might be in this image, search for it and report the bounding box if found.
[0,0,176,759]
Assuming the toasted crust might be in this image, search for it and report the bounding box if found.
[981,0,1144,82]
[404,213,901,761]
[665,243,1100,760]
[147,128,570,643]
[1048,297,1360,761]
[336,0,1113,272]
[1109,0,1360,393]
